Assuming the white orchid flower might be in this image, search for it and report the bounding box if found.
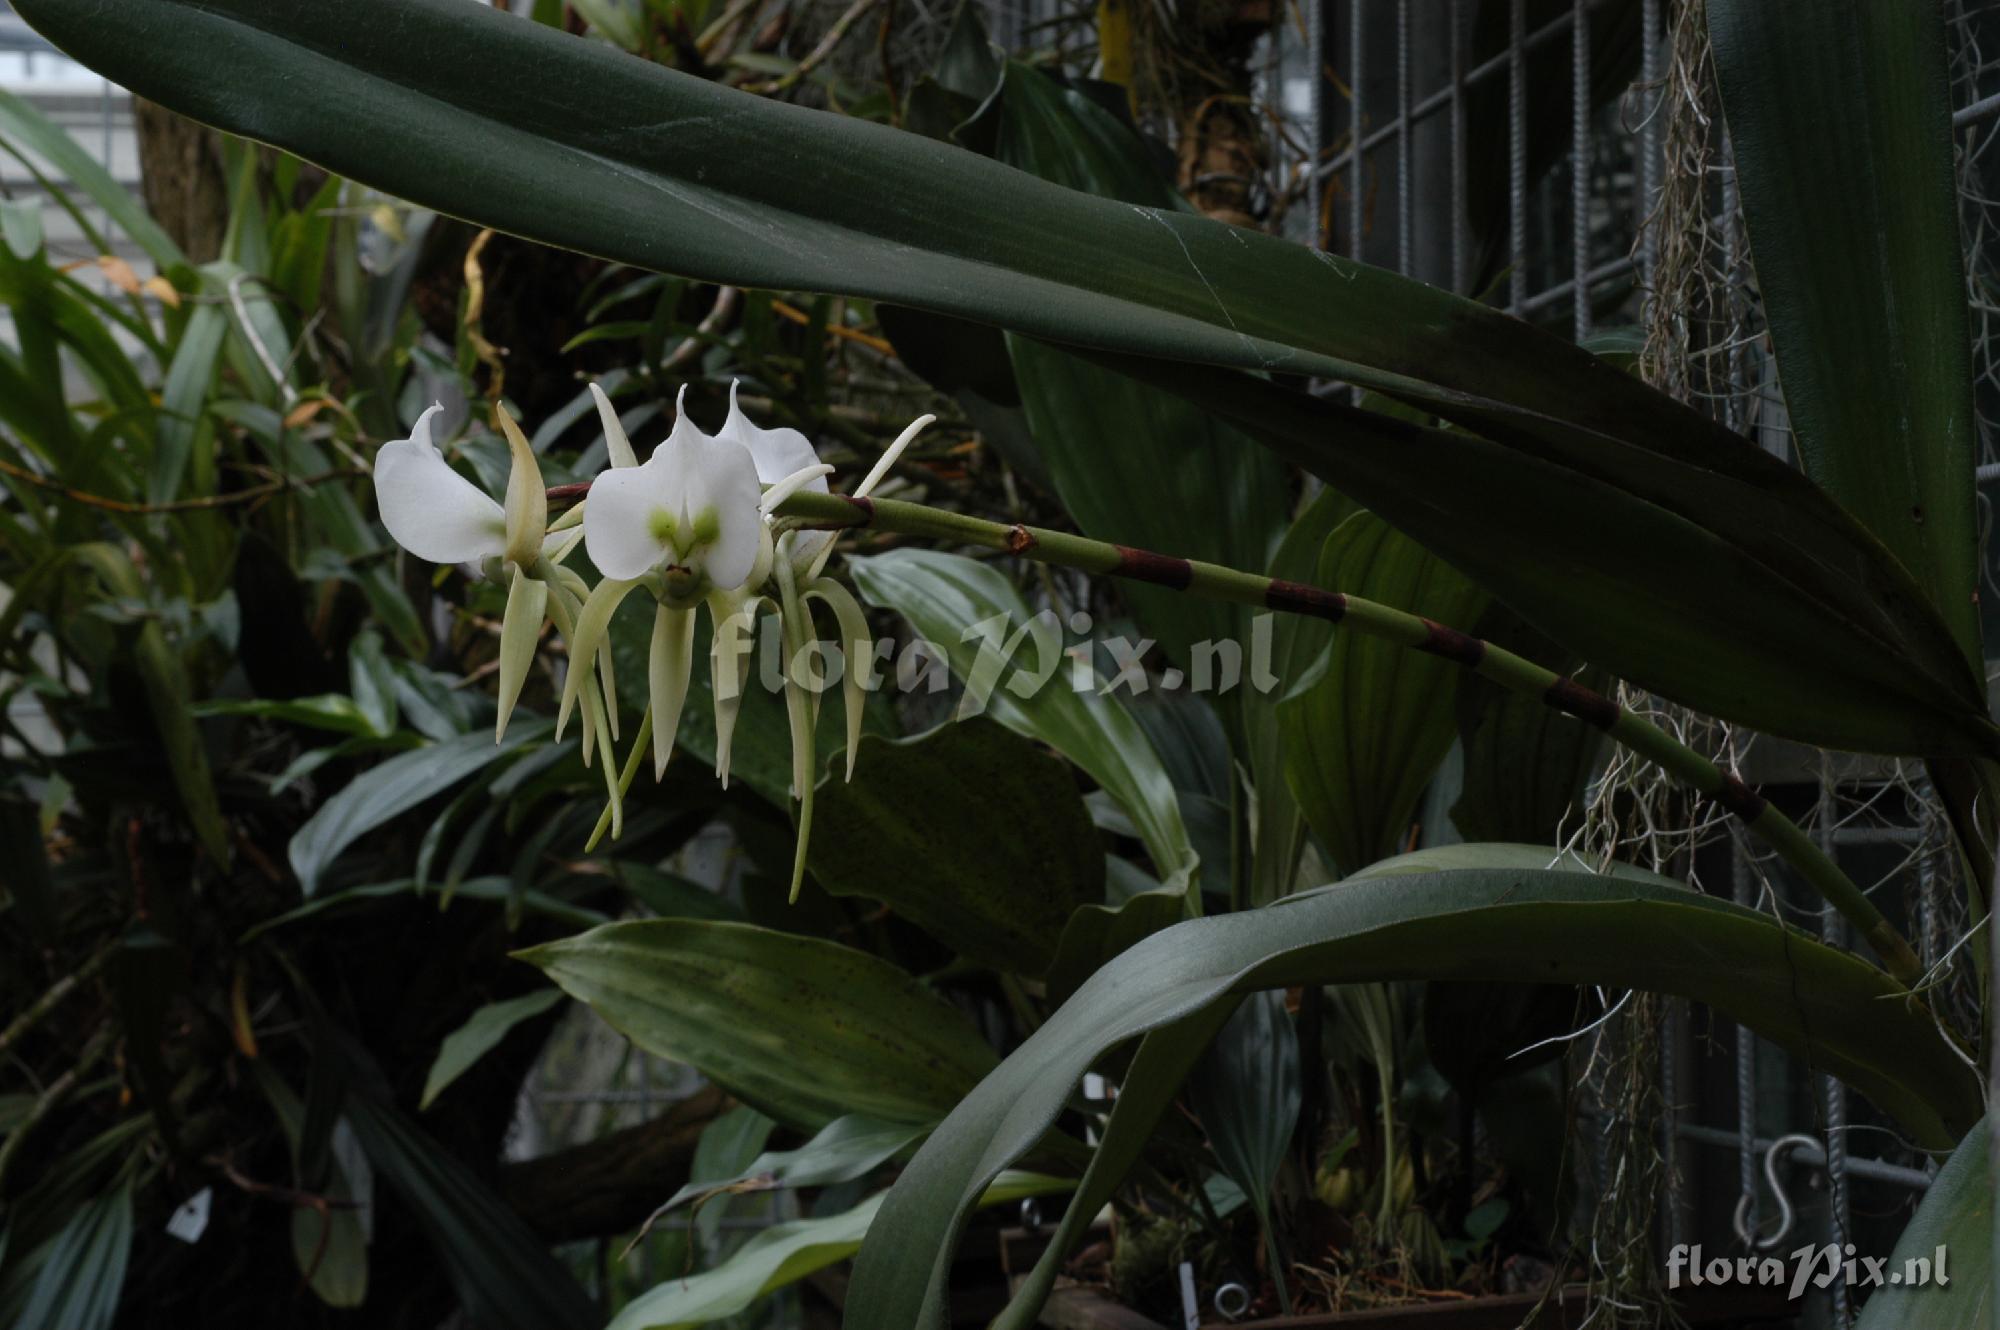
[567,382,936,891]
[582,385,765,593]
[375,401,560,747]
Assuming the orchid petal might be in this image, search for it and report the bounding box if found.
[495,565,548,743]
[589,380,639,469]
[373,403,506,564]
[774,558,818,903]
[668,408,764,592]
[805,578,875,781]
[559,576,642,739]
[707,591,763,789]
[495,404,548,569]
[581,460,675,580]
[648,605,698,780]
[541,578,590,762]
[718,379,824,488]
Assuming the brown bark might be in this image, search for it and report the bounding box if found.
[497,1084,732,1243]
[132,97,230,264]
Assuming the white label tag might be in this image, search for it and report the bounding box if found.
[165,1187,212,1243]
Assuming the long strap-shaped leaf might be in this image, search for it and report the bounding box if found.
[842,867,1982,1328]
[1710,0,1981,671]
[16,0,1990,760]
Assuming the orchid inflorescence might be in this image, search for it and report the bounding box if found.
[372,381,933,899]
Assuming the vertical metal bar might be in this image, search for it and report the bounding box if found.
[1307,0,1325,250]
[1731,838,1758,1236]
[1507,0,1527,312]
[1349,0,1367,264]
[1450,0,1467,292]
[1662,997,1687,1249]
[1570,0,1591,340]
[1816,768,1853,1328]
[1720,129,1743,435]
[1396,0,1412,273]
[1639,0,1662,289]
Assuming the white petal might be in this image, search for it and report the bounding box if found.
[373,404,506,563]
[718,379,825,489]
[589,381,639,469]
[581,458,675,579]
[666,403,764,591]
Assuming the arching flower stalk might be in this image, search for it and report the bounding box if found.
[371,401,622,813]
[568,381,933,900]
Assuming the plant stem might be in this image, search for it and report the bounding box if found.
[775,489,1926,989]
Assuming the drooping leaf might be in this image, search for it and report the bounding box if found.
[845,859,1981,1327]
[1098,355,1996,759]
[1710,0,1980,666]
[26,0,1992,762]
[849,549,1196,892]
[1282,510,1488,876]
[808,718,1101,973]
[419,989,564,1110]
[518,918,1000,1130]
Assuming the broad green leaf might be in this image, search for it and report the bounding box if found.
[809,718,1101,973]
[289,723,550,895]
[608,1173,1071,1330]
[845,862,1981,1327]
[1450,611,1606,845]
[1281,510,1488,876]
[28,0,1992,761]
[849,548,1195,892]
[688,1107,776,1253]
[419,989,564,1110]
[1188,989,1298,1296]
[1044,884,1187,1006]
[1244,489,1347,906]
[1852,1118,1988,1329]
[344,1083,598,1330]
[519,919,1000,1130]
[992,61,1289,672]
[1103,355,1997,759]
[1710,0,1980,667]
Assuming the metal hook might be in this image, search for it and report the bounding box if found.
[1732,1132,1822,1251]
[1213,1283,1252,1321]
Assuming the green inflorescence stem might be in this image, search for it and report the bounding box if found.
[775,489,1926,990]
